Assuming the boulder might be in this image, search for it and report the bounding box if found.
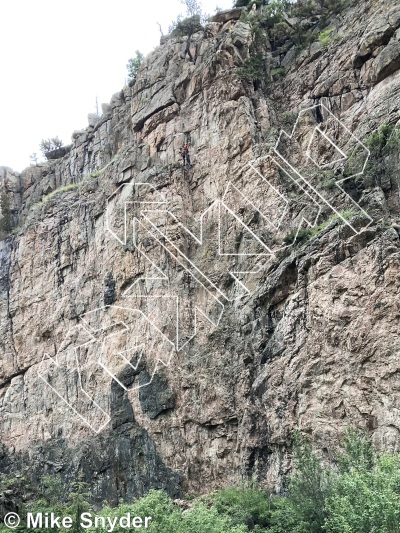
[374,36,400,82]
[210,7,243,24]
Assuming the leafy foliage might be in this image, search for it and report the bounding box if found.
[126,50,144,83]
[289,0,316,18]
[95,495,247,533]
[237,3,282,84]
[291,0,350,19]
[67,474,91,533]
[324,433,400,533]
[169,14,203,37]
[238,52,266,81]
[169,0,207,36]
[235,0,352,83]
[2,432,400,533]
[288,433,331,532]
[270,66,286,79]
[318,27,340,47]
[39,136,63,156]
[283,209,355,245]
[42,183,79,203]
[40,475,65,508]
[0,192,13,238]
[212,485,272,529]
[268,430,400,533]
[347,123,400,189]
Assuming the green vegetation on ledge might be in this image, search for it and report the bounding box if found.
[346,123,400,190]
[0,192,13,239]
[42,183,80,203]
[236,0,352,86]
[3,431,400,533]
[283,209,355,245]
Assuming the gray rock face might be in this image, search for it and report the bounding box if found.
[374,31,400,82]
[88,113,101,127]
[211,7,243,24]
[1,0,400,505]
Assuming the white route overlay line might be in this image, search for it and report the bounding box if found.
[306,126,347,167]
[140,198,272,299]
[104,178,277,355]
[123,215,226,346]
[105,181,167,246]
[273,103,373,234]
[123,294,224,352]
[36,104,375,432]
[78,304,177,379]
[37,306,177,432]
[222,179,290,232]
[248,157,324,246]
[37,324,111,434]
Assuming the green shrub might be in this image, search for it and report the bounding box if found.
[65,476,91,533]
[282,209,355,245]
[266,431,386,533]
[347,123,400,189]
[7,431,400,533]
[180,503,247,533]
[318,27,335,45]
[126,50,144,83]
[238,53,265,81]
[269,21,291,46]
[324,432,400,533]
[212,486,272,529]
[283,227,313,245]
[281,111,297,126]
[319,170,337,190]
[39,136,63,157]
[290,0,317,18]
[89,155,119,178]
[237,4,275,83]
[260,0,287,28]
[41,475,65,507]
[267,497,310,533]
[84,490,246,533]
[168,0,207,37]
[288,433,332,532]
[291,23,314,48]
[128,490,178,533]
[291,0,349,19]
[0,192,13,238]
[271,66,286,80]
[169,14,203,37]
[336,429,374,474]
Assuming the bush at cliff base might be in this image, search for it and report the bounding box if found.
[2,431,400,533]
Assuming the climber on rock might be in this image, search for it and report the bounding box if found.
[180,146,186,167]
[184,143,191,167]
[181,143,191,169]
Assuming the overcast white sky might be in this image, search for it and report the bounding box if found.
[0,0,233,172]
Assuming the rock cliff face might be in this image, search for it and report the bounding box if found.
[1,0,400,505]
